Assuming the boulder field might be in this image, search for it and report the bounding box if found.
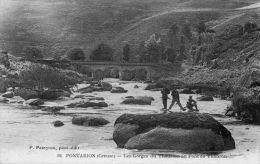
[113,112,235,152]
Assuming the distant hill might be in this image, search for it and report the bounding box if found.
[0,0,258,61]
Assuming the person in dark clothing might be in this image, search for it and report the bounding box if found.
[168,89,185,112]
[186,96,199,112]
[161,87,170,112]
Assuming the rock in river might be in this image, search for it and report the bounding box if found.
[42,106,65,113]
[113,112,235,151]
[197,95,214,101]
[121,96,154,105]
[67,101,108,108]
[111,87,128,93]
[26,98,44,106]
[53,120,64,127]
[1,91,14,98]
[72,116,109,126]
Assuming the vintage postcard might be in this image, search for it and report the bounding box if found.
[0,0,259,164]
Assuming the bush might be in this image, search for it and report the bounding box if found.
[134,68,147,81]
[232,89,260,124]
[90,43,113,61]
[66,48,85,61]
[123,44,130,62]
[18,64,80,91]
[23,47,43,60]
[78,66,92,77]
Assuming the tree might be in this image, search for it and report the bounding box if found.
[163,48,176,63]
[66,48,85,61]
[182,22,192,40]
[168,24,179,48]
[90,43,113,61]
[144,34,163,63]
[123,44,130,62]
[23,47,43,60]
[196,21,207,34]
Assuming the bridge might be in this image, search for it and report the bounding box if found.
[36,60,183,80]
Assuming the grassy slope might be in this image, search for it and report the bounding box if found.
[0,0,255,60]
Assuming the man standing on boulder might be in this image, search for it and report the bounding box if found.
[161,87,170,112]
[168,89,185,112]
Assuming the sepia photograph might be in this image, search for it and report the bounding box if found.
[0,0,259,163]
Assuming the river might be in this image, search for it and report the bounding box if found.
[0,79,259,164]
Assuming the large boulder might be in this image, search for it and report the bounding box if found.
[0,97,8,103]
[67,101,108,108]
[1,91,14,98]
[26,98,44,106]
[39,89,71,100]
[113,113,235,151]
[197,95,214,101]
[72,116,109,126]
[78,87,93,93]
[111,87,128,93]
[121,97,153,105]
[125,127,225,151]
[8,96,24,104]
[14,88,39,100]
[113,123,140,148]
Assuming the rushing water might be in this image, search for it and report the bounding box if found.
[0,79,259,163]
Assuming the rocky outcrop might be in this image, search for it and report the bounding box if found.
[72,116,109,126]
[67,101,108,108]
[1,91,14,98]
[113,113,235,151]
[197,95,214,101]
[179,88,195,94]
[121,96,153,105]
[111,87,128,93]
[53,120,64,127]
[88,97,105,101]
[14,88,39,100]
[26,98,44,106]
[39,89,71,100]
[125,127,225,151]
[42,106,65,113]
[0,97,8,103]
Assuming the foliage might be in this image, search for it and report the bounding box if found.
[232,89,260,124]
[196,22,207,34]
[23,47,43,60]
[66,48,85,61]
[123,44,130,62]
[18,64,80,91]
[90,43,113,61]
[142,34,164,63]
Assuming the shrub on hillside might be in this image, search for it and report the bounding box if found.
[18,64,80,91]
[123,44,130,62]
[90,43,113,61]
[23,47,43,60]
[66,48,85,61]
[232,89,260,124]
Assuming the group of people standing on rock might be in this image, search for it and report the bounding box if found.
[161,87,199,113]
